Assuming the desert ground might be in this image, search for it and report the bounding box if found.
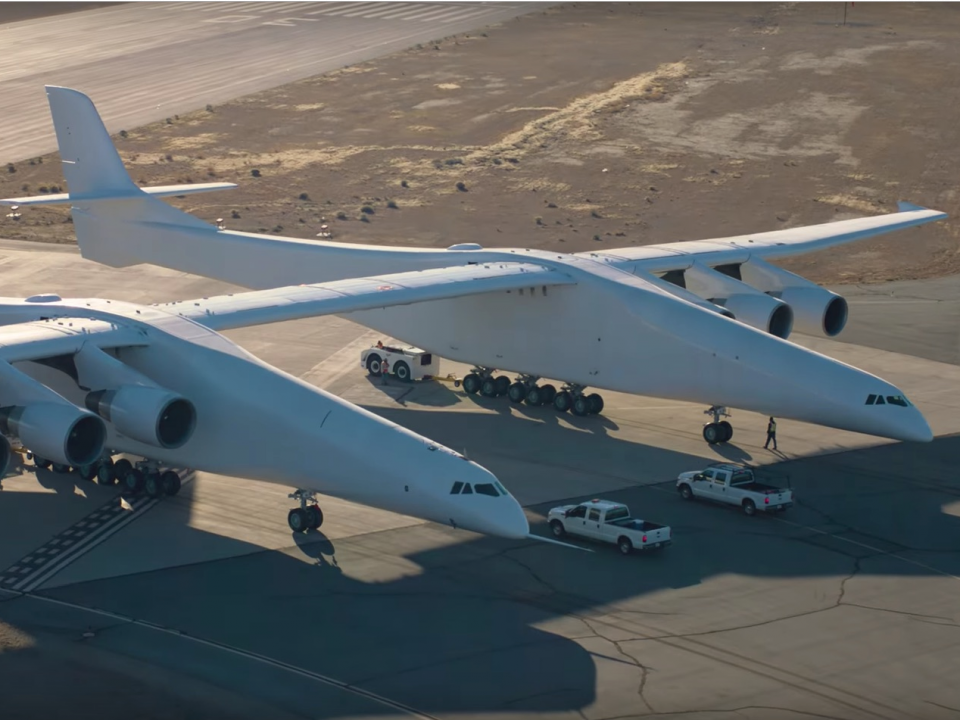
[3,2,960,285]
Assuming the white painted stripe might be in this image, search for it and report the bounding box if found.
[17,499,159,593]
[357,2,426,18]
[400,5,464,21]
[372,3,433,20]
[338,2,395,17]
[439,6,496,22]
[323,2,384,16]
[305,3,356,15]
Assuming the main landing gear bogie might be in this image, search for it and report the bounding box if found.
[703,406,734,445]
[30,452,184,498]
[288,489,324,533]
[462,370,605,418]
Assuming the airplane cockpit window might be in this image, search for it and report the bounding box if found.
[461,483,473,494]
[494,481,509,496]
[474,483,500,497]
[451,481,464,494]
[865,393,911,407]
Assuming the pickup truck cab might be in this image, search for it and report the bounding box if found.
[547,499,672,555]
[676,463,793,516]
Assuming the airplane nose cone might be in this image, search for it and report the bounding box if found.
[474,498,529,539]
[900,409,933,443]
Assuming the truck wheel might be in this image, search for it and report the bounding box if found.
[394,361,412,382]
[365,354,383,376]
[742,499,756,516]
[550,520,565,538]
[679,484,693,501]
[618,537,633,555]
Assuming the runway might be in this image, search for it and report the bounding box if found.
[0,0,542,164]
[0,241,958,720]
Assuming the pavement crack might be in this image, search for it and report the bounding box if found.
[924,699,960,714]
[836,556,860,606]
[582,618,654,714]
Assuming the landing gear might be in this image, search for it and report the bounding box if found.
[703,406,733,445]
[471,372,605,417]
[287,489,323,533]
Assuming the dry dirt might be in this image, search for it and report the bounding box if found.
[4,1,960,285]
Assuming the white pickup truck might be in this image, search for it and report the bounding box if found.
[676,463,794,516]
[547,499,672,555]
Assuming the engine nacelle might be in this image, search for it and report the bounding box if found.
[85,385,196,449]
[683,262,794,339]
[0,402,105,467]
[739,257,848,337]
[74,344,197,449]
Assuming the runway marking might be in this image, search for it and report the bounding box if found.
[16,592,441,720]
[0,491,161,593]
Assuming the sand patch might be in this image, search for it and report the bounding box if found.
[435,83,461,90]
[294,103,326,111]
[817,194,883,214]
[162,133,223,151]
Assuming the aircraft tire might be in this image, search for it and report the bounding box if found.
[494,375,511,396]
[288,508,308,533]
[587,393,604,415]
[719,421,733,443]
[124,468,145,495]
[540,384,557,404]
[144,472,163,499]
[463,373,481,395]
[78,463,97,481]
[481,378,498,397]
[525,386,543,406]
[160,471,182,496]
[97,462,117,486]
[702,423,721,444]
[553,390,572,413]
[306,505,323,529]
[33,454,51,469]
[507,382,526,403]
[572,396,590,417]
[114,458,134,482]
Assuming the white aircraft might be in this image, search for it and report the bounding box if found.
[2,86,944,446]
[0,271,535,540]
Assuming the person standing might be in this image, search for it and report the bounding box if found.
[764,417,777,450]
[381,358,390,386]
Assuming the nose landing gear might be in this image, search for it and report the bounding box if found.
[288,489,323,533]
[703,406,733,444]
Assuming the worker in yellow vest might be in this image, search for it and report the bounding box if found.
[764,417,778,450]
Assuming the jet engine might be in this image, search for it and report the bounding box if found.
[0,359,106,467]
[74,345,196,449]
[682,262,794,339]
[739,257,848,337]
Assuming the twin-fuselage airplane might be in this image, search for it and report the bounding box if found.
[8,86,940,448]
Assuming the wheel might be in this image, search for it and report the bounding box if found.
[494,375,511,396]
[587,393,604,415]
[679,484,694,501]
[52,463,71,474]
[463,373,481,395]
[540,384,557,404]
[287,508,308,533]
[507,382,526,403]
[365,354,383,376]
[742,499,756,517]
[77,463,97,481]
[33,455,51,469]
[553,390,572,413]
[525,385,543,406]
[618,537,633,555]
[160,470,182,497]
[718,421,732,442]
[123,468,145,495]
[702,423,721,444]
[550,520,565,537]
[572,395,590,417]
[306,505,324,529]
[481,377,498,397]
[114,458,133,481]
[97,462,117,486]
[144,472,163,499]
[394,360,412,383]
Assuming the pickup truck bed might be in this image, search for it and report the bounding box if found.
[609,519,666,532]
[734,482,781,494]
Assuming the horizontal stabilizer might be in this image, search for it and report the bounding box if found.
[0,182,238,207]
[525,533,594,552]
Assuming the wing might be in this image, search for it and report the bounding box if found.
[0,317,146,363]
[586,202,947,272]
[164,261,576,332]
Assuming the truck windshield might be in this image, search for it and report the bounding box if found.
[730,472,754,486]
[605,507,629,522]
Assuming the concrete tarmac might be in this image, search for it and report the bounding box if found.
[0,0,542,164]
[0,242,957,720]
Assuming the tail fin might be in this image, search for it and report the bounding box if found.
[0,86,236,267]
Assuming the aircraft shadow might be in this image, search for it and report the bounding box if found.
[0,432,958,718]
